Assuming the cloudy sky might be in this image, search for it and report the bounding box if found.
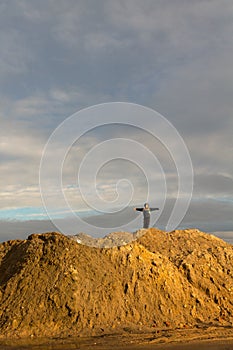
[0,0,232,241]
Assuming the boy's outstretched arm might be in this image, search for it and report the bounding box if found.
[150,208,159,211]
[134,207,144,212]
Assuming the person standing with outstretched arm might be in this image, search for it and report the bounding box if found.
[134,203,159,229]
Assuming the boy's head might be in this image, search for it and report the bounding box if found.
[144,203,149,209]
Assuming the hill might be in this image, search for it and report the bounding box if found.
[0,228,233,339]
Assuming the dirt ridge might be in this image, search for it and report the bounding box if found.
[0,228,233,338]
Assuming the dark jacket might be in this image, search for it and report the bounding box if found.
[135,206,159,228]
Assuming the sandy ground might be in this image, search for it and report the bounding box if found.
[1,327,233,350]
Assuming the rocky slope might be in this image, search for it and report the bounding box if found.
[68,229,146,247]
[0,228,233,338]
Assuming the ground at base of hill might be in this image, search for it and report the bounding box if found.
[0,326,233,350]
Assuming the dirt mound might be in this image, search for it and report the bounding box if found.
[0,228,233,338]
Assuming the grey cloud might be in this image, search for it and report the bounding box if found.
[0,0,232,235]
[0,198,232,243]
[0,29,33,78]
[181,198,233,233]
[0,219,58,243]
[1,0,232,112]
[193,173,233,198]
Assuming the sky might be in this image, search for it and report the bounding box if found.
[0,0,233,242]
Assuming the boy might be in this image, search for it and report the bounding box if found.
[134,203,159,228]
